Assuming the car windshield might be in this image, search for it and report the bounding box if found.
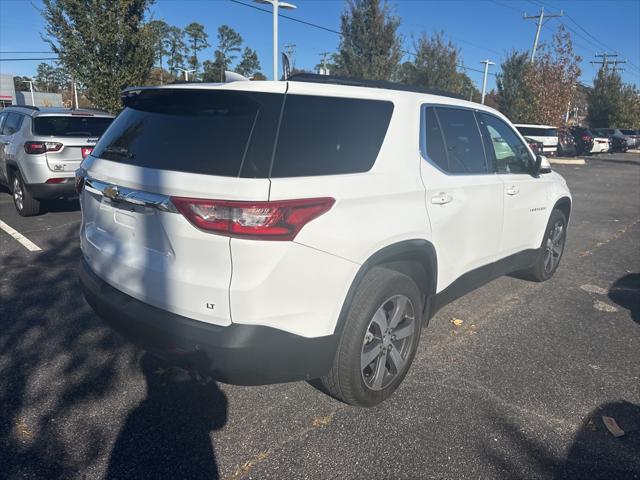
[33,116,112,137]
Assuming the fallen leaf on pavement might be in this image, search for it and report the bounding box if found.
[451,318,463,326]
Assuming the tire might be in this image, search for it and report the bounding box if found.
[321,267,423,407]
[525,209,567,282]
[11,171,41,217]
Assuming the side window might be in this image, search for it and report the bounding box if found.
[434,107,487,174]
[479,113,532,174]
[0,112,7,134]
[3,113,24,135]
[422,107,448,171]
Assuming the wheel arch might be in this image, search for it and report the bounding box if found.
[333,239,438,336]
[553,196,571,222]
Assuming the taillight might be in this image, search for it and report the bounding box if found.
[171,197,335,241]
[46,178,66,184]
[81,147,93,159]
[581,135,591,141]
[24,141,63,154]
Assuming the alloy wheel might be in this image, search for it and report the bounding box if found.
[361,294,416,391]
[13,177,24,212]
[544,220,565,274]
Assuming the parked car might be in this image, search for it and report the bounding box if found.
[619,129,640,149]
[0,106,114,216]
[570,127,608,154]
[591,135,611,154]
[570,127,594,155]
[524,136,544,155]
[514,124,559,156]
[597,128,635,150]
[557,129,577,157]
[594,129,629,153]
[77,74,571,407]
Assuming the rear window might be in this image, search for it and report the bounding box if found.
[33,116,112,137]
[620,129,635,135]
[516,126,558,137]
[92,89,393,178]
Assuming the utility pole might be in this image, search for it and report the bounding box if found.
[591,53,626,72]
[480,59,494,104]
[284,43,296,70]
[524,7,563,62]
[318,51,331,75]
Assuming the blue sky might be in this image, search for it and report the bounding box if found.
[1,0,639,91]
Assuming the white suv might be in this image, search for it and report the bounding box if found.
[77,74,571,407]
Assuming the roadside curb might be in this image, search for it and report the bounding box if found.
[551,158,586,165]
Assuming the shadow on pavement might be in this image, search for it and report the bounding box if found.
[609,274,640,324]
[0,224,228,479]
[106,354,227,480]
[482,401,640,479]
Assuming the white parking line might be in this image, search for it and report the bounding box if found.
[0,219,42,252]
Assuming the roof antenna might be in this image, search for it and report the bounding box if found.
[281,52,291,81]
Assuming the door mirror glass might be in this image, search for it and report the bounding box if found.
[531,154,543,175]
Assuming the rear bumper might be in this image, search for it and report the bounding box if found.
[78,258,339,385]
[27,181,76,199]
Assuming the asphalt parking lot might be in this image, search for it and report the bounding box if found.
[1,153,639,480]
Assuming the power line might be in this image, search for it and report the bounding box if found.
[532,0,639,73]
[0,51,55,54]
[0,57,59,61]
[229,0,497,77]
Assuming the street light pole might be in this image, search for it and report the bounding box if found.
[480,60,495,104]
[255,0,297,80]
[25,80,35,106]
[176,67,196,82]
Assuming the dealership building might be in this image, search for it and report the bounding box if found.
[0,73,63,109]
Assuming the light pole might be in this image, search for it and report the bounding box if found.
[22,79,36,106]
[480,60,495,104]
[176,67,196,82]
[254,0,297,80]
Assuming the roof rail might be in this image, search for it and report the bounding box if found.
[288,73,466,100]
[10,105,40,111]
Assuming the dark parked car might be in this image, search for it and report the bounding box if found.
[557,129,577,157]
[594,129,629,153]
[570,127,595,155]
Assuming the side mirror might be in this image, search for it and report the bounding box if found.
[538,155,552,174]
[530,154,542,176]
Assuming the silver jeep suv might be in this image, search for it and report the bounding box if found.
[0,106,114,216]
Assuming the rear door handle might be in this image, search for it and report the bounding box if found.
[431,192,453,205]
[506,185,519,196]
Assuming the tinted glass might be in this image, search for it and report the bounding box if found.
[479,113,531,174]
[423,107,448,171]
[516,126,558,137]
[434,107,487,174]
[620,129,635,135]
[3,113,23,135]
[271,95,393,177]
[92,89,283,178]
[0,112,7,134]
[33,116,112,137]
